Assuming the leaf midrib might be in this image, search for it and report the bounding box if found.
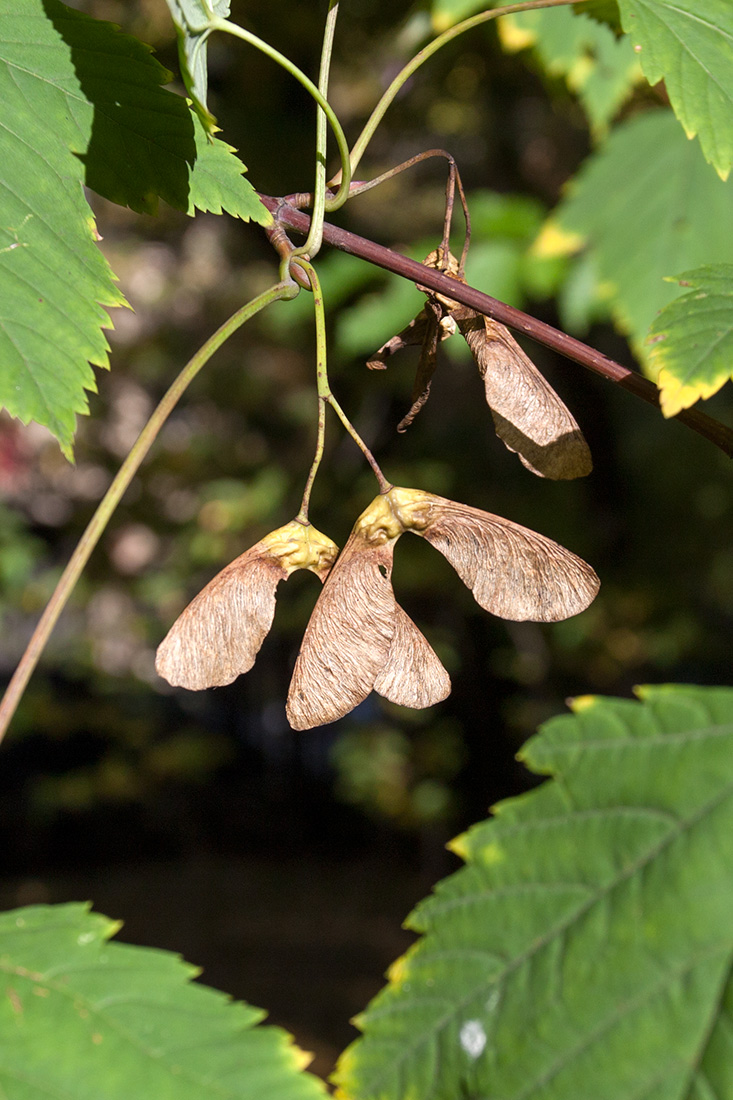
[363,768,733,1100]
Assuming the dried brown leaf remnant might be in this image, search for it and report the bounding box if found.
[366,311,430,371]
[156,521,338,691]
[287,487,599,730]
[367,248,592,479]
[286,495,451,731]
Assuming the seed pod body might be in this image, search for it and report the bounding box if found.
[287,495,450,730]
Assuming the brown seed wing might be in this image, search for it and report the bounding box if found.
[419,497,599,621]
[455,310,592,479]
[286,535,397,730]
[155,548,288,690]
[374,604,451,708]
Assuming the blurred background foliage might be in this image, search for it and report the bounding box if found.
[1,0,731,1071]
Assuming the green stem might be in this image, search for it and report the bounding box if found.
[296,260,330,520]
[349,0,578,175]
[297,260,392,497]
[0,279,298,745]
[212,16,351,209]
[328,392,393,493]
[295,1,342,259]
[297,397,327,523]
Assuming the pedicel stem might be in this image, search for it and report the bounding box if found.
[296,258,392,525]
[0,279,300,746]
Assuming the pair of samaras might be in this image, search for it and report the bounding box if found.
[156,488,599,729]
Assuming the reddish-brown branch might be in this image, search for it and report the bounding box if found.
[259,195,733,458]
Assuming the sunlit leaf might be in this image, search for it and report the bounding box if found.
[540,110,733,364]
[648,265,733,417]
[498,7,642,134]
[187,121,271,221]
[0,0,267,454]
[0,902,328,1100]
[334,684,733,1100]
[618,0,733,179]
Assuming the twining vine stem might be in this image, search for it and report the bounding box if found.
[211,16,352,211]
[292,0,340,261]
[260,196,733,459]
[346,0,579,176]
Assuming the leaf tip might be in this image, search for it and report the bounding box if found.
[657,367,726,419]
[386,954,410,987]
[290,1043,316,1072]
[568,693,598,713]
[532,221,584,259]
[447,833,468,860]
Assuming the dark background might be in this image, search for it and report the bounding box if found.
[1,0,731,1077]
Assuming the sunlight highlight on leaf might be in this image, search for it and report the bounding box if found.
[548,111,733,364]
[0,903,328,1100]
[618,0,733,179]
[648,265,733,416]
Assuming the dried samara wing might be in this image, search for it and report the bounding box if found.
[369,486,599,621]
[451,306,592,479]
[156,521,338,691]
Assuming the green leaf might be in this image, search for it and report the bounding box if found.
[538,110,733,364]
[647,264,733,417]
[573,1,622,32]
[498,7,642,134]
[0,6,126,455]
[334,684,733,1100]
[8,0,268,221]
[13,0,192,217]
[164,0,231,133]
[0,903,328,1100]
[188,120,270,221]
[617,0,733,180]
[0,0,268,454]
